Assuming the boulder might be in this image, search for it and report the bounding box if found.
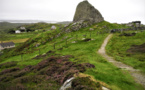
[73,0,104,23]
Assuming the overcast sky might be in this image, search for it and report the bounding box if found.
[0,0,145,24]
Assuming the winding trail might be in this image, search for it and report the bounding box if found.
[98,34,145,88]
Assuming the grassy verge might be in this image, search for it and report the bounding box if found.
[106,30,145,72]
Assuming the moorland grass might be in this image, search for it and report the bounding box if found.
[55,32,143,90]
[0,21,144,90]
[106,31,145,72]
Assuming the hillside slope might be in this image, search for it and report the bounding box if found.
[0,21,144,90]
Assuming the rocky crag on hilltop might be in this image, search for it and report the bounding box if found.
[73,0,104,23]
[62,0,104,32]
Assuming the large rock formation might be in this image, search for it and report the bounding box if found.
[73,0,104,23]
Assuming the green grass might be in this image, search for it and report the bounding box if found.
[106,31,145,72]
[0,32,37,41]
[55,32,143,90]
[0,21,144,90]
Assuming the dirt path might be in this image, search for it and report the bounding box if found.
[98,34,145,88]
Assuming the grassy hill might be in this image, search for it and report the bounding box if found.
[0,22,62,33]
[21,23,63,32]
[0,22,29,32]
[0,21,144,90]
[0,22,62,46]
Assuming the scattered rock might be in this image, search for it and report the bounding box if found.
[89,28,94,31]
[59,77,75,90]
[83,38,91,42]
[72,41,76,43]
[35,43,40,47]
[82,38,86,40]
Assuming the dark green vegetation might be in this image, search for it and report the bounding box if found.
[0,21,144,90]
[106,31,145,72]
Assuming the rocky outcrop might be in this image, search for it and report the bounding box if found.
[73,0,104,23]
[60,1,104,33]
[63,20,93,32]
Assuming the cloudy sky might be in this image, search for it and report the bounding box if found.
[0,0,145,24]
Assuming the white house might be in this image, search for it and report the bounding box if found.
[51,25,57,30]
[20,27,26,30]
[15,30,21,33]
[0,42,15,51]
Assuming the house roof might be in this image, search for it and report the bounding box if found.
[0,42,15,47]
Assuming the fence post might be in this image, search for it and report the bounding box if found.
[96,32,98,35]
[76,35,78,41]
[21,54,23,61]
[121,29,123,33]
[53,43,55,49]
[39,49,40,55]
[66,39,67,45]
[71,33,73,37]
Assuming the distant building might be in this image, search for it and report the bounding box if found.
[0,42,15,51]
[20,27,26,30]
[15,30,21,33]
[51,25,57,30]
[20,27,26,32]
